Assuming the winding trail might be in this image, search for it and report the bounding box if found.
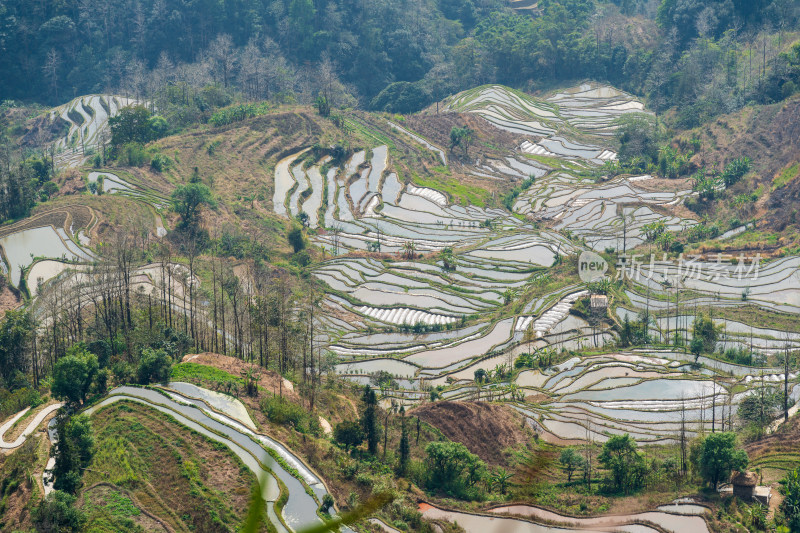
[0,403,62,449]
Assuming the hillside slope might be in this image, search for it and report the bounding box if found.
[412,401,532,465]
[683,94,800,234]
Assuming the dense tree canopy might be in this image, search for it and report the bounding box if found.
[0,310,33,384]
[1,0,796,120]
[51,413,95,493]
[698,432,748,488]
[136,347,172,385]
[171,183,216,230]
[51,346,99,405]
[334,420,364,452]
[109,106,165,146]
[425,440,486,495]
[598,434,646,494]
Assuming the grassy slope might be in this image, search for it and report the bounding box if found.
[677,94,800,251]
[83,400,258,533]
[0,438,48,532]
[746,412,800,485]
[168,359,476,519]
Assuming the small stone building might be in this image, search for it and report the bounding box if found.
[730,471,758,500]
[590,294,608,309]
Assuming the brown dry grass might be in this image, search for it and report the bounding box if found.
[0,204,92,239]
[180,352,300,402]
[410,401,533,465]
[680,94,800,235]
[0,286,21,317]
[0,436,49,532]
[118,109,336,254]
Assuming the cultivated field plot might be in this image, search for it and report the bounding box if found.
[264,82,800,444]
[270,140,580,382]
[422,497,711,533]
[443,84,695,251]
[443,82,647,151]
[0,220,97,290]
[49,94,140,168]
[264,86,697,395]
[508,351,799,444]
[515,173,694,251]
[85,383,340,533]
[617,256,800,354]
[87,170,170,214]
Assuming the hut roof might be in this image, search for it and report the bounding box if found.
[590,294,608,308]
[730,471,758,487]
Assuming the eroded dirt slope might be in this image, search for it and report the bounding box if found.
[411,401,532,465]
[686,95,800,232]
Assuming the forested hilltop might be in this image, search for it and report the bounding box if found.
[2,0,800,123]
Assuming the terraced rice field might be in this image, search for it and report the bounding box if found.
[505,351,800,444]
[0,225,95,286]
[616,255,800,355]
[0,167,171,292]
[420,498,710,533]
[515,173,694,251]
[87,171,168,212]
[85,383,347,533]
[257,82,800,444]
[269,135,583,383]
[50,94,140,168]
[444,84,695,251]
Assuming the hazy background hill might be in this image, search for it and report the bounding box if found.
[2,0,799,123]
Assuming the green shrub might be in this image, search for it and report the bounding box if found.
[118,143,147,167]
[260,396,316,434]
[32,490,87,532]
[722,157,751,188]
[0,387,42,418]
[136,348,172,385]
[208,102,271,126]
[424,441,486,498]
[150,153,172,172]
[206,139,222,155]
[111,361,135,385]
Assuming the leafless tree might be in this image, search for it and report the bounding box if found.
[43,49,60,101]
[208,34,236,88]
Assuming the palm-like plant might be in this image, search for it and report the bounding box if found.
[401,240,416,260]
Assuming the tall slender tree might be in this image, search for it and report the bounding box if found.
[361,385,378,455]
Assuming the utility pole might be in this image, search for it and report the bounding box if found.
[621,212,628,254]
[785,338,791,423]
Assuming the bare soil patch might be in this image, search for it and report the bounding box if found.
[410,401,532,465]
[0,286,21,316]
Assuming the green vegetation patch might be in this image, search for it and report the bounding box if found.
[773,162,800,191]
[103,490,141,517]
[412,173,491,207]
[170,362,244,388]
[85,400,255,531]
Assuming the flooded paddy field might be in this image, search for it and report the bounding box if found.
[291,84,800,451]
